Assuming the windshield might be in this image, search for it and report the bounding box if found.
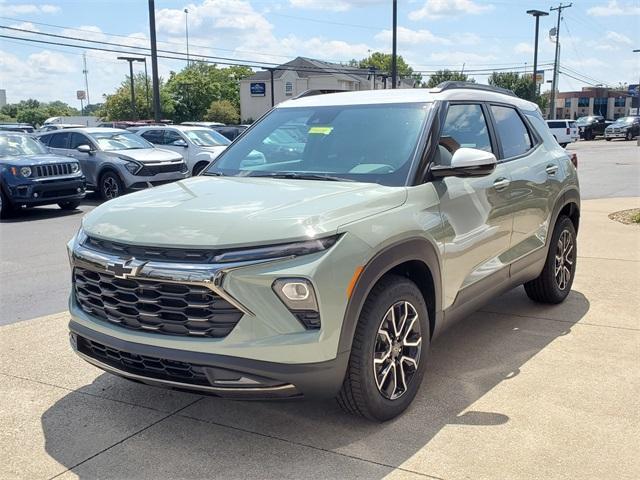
[613,117,635,124]
[91,131,153,151]
[205,103,431,186]
[184,129,230,147]
[0,134,48,156]
[576,116,597,125]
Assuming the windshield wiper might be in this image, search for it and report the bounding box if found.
[250,172,353,182]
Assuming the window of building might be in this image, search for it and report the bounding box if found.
[564,98,571,108]
[578,97,589,107]
[285,81,293,96]
[614,96,626,107]
[490,105,533,158]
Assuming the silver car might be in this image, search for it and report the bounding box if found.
[38,128,188,199]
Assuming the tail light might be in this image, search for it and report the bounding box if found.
[569,152,578,169]
[566,127,570,135]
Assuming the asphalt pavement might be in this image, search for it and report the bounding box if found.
[0,140,638,325]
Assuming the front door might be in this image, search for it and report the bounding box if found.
[433,103,514,309]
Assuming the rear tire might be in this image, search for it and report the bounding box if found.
[626,131,633,141]
[524,216,577,304]
[99,171,124,200]
[58,200,81,210]
[337,274,429,421]
[606,138,612,141]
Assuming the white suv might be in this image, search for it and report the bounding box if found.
[136,125,231,175]
[546,119,578,147]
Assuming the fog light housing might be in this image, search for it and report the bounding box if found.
[272,278,320,329]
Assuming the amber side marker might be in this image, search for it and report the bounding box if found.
[347,266,364,299]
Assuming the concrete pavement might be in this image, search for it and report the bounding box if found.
[0,196,638,480]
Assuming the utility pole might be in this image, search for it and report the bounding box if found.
[82,52,90,106]
[550,2,572,119]
[391,0,398,89]
[143,58,150,117]
[184,8,190,67]
[148,0,162,122]
[118,56,145,120]
[527,9,549,100]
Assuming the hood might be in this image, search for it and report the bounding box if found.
[200,145,227,155]
[82,176,407,248]
[0,153,77,166]
[106,148,182,163]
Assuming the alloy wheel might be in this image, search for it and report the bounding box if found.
[555,229,574,290]
[103,177,119,199]
[373,301,422,400]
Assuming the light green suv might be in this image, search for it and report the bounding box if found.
[68,83,580,421]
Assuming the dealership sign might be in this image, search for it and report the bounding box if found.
[628,84,639,97]
[250,82,266,97]
[535,70,545,85]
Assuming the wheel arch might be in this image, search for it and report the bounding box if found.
[337,237,442,356]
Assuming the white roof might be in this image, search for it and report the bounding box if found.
[136,125,209,132]
[278,87,539,112]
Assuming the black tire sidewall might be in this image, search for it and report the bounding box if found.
[544,217,577,302]
[58,200,81,210]
[354,277,430,421]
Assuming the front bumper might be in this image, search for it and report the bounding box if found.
[67,231,372,398]
[604,132,628,139]
[4,175,86,206]
[120,169,189,190]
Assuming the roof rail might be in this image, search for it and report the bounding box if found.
[435,81,517,97]
[292,89,347,100]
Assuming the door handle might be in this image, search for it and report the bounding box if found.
[546,164,559,175]
[493,177,511,191]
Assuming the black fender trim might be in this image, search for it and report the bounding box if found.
[337,237,443,355]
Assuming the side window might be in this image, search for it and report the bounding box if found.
[490,105,533,158]
[163,130,183,145]
[69,133,91,149]
[435,104,492,166]
[140,130,163,144]
[38,135,51,146]
[48,132,70,149]
[547,121,564,129]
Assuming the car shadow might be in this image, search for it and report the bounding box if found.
[40,288,590,478]
[0,194,101,223]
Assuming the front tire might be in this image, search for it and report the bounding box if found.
[58,200,81,210]
[0,188,16,218]
[560,143,568,148]
[192,161,209,176]
[99,171,124,200]
[626,131,634,141]
[524,216,577,304]
[337,275,429,421]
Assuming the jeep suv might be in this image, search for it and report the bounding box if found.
[67,83,580,421]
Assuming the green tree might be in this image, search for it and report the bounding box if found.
[99,73,173,121]
[0,112,15,122]
[349,52,421,83]
[488,72,536,100]
[424,70,474,88]
[205,99,240,124]
[165,62,253,123]
[16,107,49,126]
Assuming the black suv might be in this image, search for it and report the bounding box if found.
[575,115,609,140]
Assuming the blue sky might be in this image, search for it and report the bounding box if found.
[0,0,638,107]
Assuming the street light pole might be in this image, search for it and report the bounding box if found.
[117,56,143,120]
[391,0,397,89]
[148,0,162,122]
[184,8,190,67]
[527,9,549,99]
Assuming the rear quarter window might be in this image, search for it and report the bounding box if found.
[547,121,565,129]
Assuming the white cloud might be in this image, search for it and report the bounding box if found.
[288,0,384,12]
[514,42,534,55]
[409,0,493,20]
[283,36,372,60]
[375,27,450,45]
[28,50,74,74]
[0,1,60,15]
[605,31,632,44]
[426,51,498,65]
[587,1,640,16]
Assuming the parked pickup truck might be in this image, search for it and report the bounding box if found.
[604,116,640,141]
[575,115,611,140]
[1,132,86,217]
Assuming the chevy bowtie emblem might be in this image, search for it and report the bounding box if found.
[106,258,145,279]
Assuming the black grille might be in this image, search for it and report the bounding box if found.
[138,162,186,176]
[77,336,210,385]
[84,236,218,263]
[35,163,76,177]
[74,267,243,337]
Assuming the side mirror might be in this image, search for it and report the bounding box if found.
[431,147,497,178]
[172,139,188,148]
[77,144,93,154]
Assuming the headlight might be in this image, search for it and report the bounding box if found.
[124,160,141,174]
[211,235,340,263]
[71,163,80,173]
[19,166,32,177]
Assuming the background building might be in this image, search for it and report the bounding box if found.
[240,57,415,122]
[552,87,632,120]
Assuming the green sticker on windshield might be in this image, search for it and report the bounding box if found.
[308,126,333,135]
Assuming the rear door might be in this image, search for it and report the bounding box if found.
[498,106,562,262]
[433,102,514,307]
